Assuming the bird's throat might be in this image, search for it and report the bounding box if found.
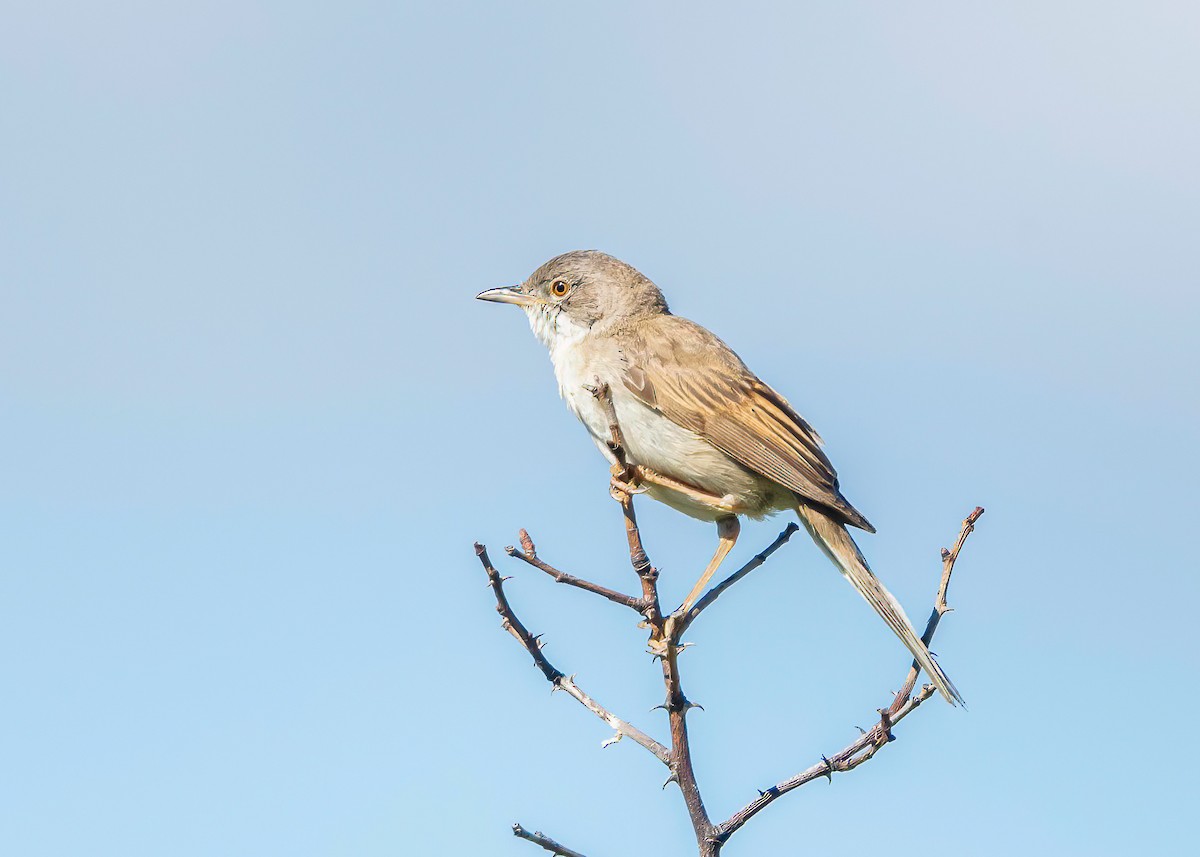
[524,304,592,359]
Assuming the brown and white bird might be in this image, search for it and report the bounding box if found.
[478,250,962,705]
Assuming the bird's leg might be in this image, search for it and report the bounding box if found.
[678,515,740,616]
[648,517,741,655]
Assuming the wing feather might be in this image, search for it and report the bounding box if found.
[621,316,874,531]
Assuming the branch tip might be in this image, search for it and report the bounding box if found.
[512,823,589,857]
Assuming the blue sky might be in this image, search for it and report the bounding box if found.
[2,3,1197,855]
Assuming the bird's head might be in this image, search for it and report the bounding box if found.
[477,250,669,349]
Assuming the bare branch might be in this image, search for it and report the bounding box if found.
[506,528,647,613]
[473,543,670,766]
[656,628,716,852]
[513,823,589,857]
[589,380,718,854]
[713,507,985,842]
[715,684,937,841]
[677,522,801,633]
[888,506,985,714]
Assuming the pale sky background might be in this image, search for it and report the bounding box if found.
[2,3,1198,855]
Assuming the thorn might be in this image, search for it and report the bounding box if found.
[855,726,867,735]
[683,701,705,713]
[500,575,513,583]
[583,383,598,396]
[821,755,834,782]
[601,731,623,749]
[940,547,951,560]
[650,703,669,712]
[662,772,679,790]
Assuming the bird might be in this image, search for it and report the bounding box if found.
[477,250,962,705]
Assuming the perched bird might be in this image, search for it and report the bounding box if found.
[478,250,962,705]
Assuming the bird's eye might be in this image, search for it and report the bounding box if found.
[550,280,570,298]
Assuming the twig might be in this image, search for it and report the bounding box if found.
[513,823,589,857]
[677,522,801,634]
[474,543,670,766]
[506,528,647,613]
[887,506,985,714]
[715,684,937,841]
[713,507,985,842]
[657,624,716,852]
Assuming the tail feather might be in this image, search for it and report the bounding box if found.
[796,505,963,706]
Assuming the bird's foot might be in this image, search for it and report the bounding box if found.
[645,629,670,658]
[609,464,647,501]
[642,614,680,658]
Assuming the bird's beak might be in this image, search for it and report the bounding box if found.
[476,285,538,307]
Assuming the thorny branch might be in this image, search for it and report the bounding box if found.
[506,528,646,614]
[888,506,985,712]
[474,383,984,856]
[474,543,670,766]
[713,506,985,842]
[591,381,713,852]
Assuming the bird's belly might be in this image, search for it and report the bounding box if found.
[616,400,789,521]
[558,367,789,522]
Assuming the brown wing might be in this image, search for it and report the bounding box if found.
[620,316,874,532]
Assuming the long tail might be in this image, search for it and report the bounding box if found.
[796,505,964,706]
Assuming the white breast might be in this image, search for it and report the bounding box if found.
[527,306,788,521]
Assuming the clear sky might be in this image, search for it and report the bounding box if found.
[2,3,1197,855]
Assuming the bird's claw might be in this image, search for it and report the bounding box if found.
[609,472,647,500]
[644,614,681,658]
